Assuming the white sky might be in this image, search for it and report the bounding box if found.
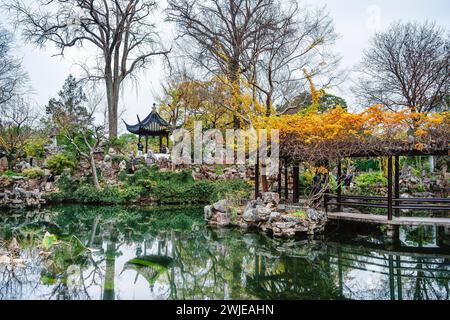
[1,0,449,133]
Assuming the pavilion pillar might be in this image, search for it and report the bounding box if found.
[255,153,260,200]
[284,163,289,201]
[387,156,393,221]
[159,134,163,153]
[337,159,342,212]
[394,156,400,217]
[293,164,300,203]
[145,136,148,154]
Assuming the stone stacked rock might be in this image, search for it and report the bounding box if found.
[205,192,327,238]
[192,165,255,181]
[0,157,8,171]
[0,176,46,210]
[100,148,118,184]
[0,188,44,210]
[204,199,233,228]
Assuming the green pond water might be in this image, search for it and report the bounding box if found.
[0,205,449,300]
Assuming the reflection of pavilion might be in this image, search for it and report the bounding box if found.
[122,255,174,291]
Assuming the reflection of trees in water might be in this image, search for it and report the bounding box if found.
[1,206,449,300]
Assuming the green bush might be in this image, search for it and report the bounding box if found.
[355,172,387,195]
[47,164,251,206]
[25,138,48,159]
[413,184,426,193]
[212,179,252,202]
[299,171,314,191]
[107,134,137,155]
[22,167,45,179]
[56,174,80,193]
[354,159,380,172]
[46,153,77,175]
[118,170,128,182]
[47,183,143,205]
[151,178,251,205]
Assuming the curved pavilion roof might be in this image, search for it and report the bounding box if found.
[123,104,172,136]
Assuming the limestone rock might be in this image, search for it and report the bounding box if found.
[255,207,271,221]
[213,199,230,213]
[204,205,214,220]
[261,192,280,206]
[269,212,281,222]
[215,212,232,227]
[307,208,325,222]
[243,208,257,222]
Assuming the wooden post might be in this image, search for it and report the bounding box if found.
[293,164,299,203]
[284,164,289,201]
[278,161,282,198]
[388,255,395,300]
[159,134,163,153]
[396,255,403,301]
[255,153,260,200]
[337,159,342,212]
[387,156,393,221]
[338,246,343,298]
[394,156,400,217]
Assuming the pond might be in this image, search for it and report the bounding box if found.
[0,205,449,300]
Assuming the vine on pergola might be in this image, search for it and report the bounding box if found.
[257,105,449,163]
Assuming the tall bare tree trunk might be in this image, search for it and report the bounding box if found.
[105,62,120,139]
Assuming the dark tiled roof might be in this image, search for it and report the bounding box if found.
[123,105,171,135]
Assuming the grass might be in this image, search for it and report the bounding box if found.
[1,170,23,177]
[290,211,307,219]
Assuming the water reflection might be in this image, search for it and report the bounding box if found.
[0,205,448,300]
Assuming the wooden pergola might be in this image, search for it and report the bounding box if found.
[255,146,450,221]
[123,104,172,154]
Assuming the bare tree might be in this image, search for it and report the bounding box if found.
[246,5,341,115]
[354,21,450,113]
[0,96,38,169]
[4,0,171,138]
[167,0,342,122]
[0,25,26,106]
[167,0,287,127]
[54,92,105,190]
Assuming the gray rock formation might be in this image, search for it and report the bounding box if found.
[205,192,327,238]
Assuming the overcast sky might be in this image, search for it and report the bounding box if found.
[1,0,449,133]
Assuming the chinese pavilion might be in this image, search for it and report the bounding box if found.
[123,104,172,154]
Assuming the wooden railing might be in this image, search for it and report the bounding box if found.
[324,194,450,220]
